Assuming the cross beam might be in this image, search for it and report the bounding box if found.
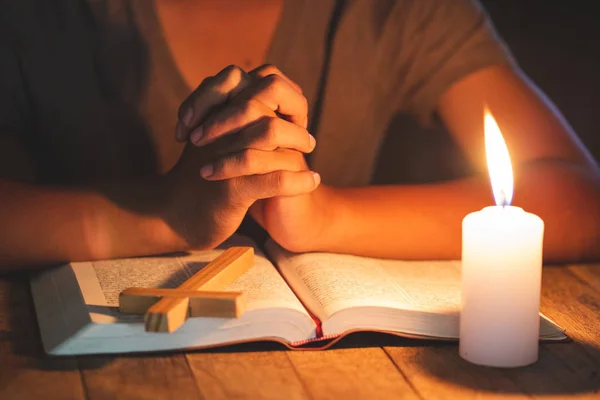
[118,247,254,333]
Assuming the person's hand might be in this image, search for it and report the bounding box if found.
[174,64,330,252]
[175,64,306,143]
[194,94,329,252]
[164,65,320,249]
[163,138,320,249]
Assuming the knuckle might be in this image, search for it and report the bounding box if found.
[239,99,262,118]
[262,117,281,143]
[212,157,227,175]
[237,149,256,171]
[263,73,283,88]
[223,64,243,77]
[255,64,279,76]
[197,75,214,89]
[261,74,284,98]
[220,65,245,86]
[263,74,287,98]
[239,100,254,115]
[269,170,287,192]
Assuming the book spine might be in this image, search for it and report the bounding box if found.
[314,315,323,337]
[289,332,340,347]
[271,262,323,337]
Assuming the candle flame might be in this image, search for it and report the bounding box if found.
[484,110,513,206]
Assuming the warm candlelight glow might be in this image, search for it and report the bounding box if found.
[461,109,544,367]
[484,111,513,206]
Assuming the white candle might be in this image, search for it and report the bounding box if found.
[459,111,545,367]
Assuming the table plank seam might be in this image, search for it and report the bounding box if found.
[565,267,595,290]
[552,268,600,365]
[2,266,600,399]
[76,359,91,400]
[573,343,600,367]
[284,352,316,400]
[382,347,425,400]
[540,345,579,374]
[183,354,209,400]
[499,370,535,398]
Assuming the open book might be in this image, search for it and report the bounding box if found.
[31,236,567,355]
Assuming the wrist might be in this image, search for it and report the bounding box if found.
[152,174,190,252]
[87,176,188,260]
[309,184,345,252]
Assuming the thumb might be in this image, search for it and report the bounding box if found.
[249,201,266,228]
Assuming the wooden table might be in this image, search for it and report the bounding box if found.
[1,264,599,400]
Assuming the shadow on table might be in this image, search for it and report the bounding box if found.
[1,274,114,371]
[184,331,419,353]
[189,331,600,396]
[5,270,599,397]
[403,339,600,396]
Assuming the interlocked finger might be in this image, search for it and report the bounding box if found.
[201,148,307,180]
[203,117,316,158]
[237,73,308,128]
[176,65,251,141]
[190,99,274,146]
[250,64,303,93]
[231,170,321,202]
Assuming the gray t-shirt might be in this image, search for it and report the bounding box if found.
[0,0,513,186]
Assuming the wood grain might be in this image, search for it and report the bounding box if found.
[0,341,85,400]
[382,265,600,399]
[385,345,527,400]
[80,354,202,400]
[0,277,38,341]
[179,247,254,291]
[119,288,245,318]
[503,344,600,399]
[539,267,600,364]
[287,348,419,400]
[568,264,600,289]
[3,263,600,400]
[0,277,85,400]
[144,247,253,333]
[144,295,190,332]
[186,351,309,400]
[388,343,599,399]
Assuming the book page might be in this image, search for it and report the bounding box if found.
[267,241,461,321]
[31,236,320,355]
[81,236,309,317]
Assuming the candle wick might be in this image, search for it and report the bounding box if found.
[499,189,508,208]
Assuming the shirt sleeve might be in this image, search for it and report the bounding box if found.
[392,0,515,124]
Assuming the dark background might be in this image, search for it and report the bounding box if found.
[482,0,600,162]
[373,0,599,185]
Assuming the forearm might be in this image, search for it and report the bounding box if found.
[318,162,600,263]
[0,179,184,270]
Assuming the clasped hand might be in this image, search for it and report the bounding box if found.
[163,65,327,250]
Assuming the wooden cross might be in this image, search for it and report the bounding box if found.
[118,247,254,333]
